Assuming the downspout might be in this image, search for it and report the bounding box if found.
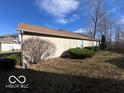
[20,30,25,69]
[0,42,1,51]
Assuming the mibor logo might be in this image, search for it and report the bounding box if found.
[5,75,28,88]
[8,75,26,84]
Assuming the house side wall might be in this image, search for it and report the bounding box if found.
[83,40,93,47]
[83,40,97,47]
[22,34,96,57]
[0,42,1,51]
[1,43,21,51]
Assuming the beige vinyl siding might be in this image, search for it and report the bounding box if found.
[23,35,82,57]
[22,34,97,57]
[83,40,97,47]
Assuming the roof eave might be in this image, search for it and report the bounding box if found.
[16,28,96,41]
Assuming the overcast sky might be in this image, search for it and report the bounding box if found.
[0,0,124,35]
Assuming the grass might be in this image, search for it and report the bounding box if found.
[0,51,124,93]
[30,51,124,79]
[0,51,21,65]
[0,51,20,54]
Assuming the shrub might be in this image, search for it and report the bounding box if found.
[7,54,21,65]
[0,58,16,70]
[94,46,99,51]
[23,38,56,64]
[84,46,99,51]
[84,47,93,50]
[68,48,94,59]
[100,35,107,50]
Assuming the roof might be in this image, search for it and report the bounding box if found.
[16,23,97,41]
[0,36,18,43]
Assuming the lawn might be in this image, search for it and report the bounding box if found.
[0,51,124,93]
[0,51,21,65]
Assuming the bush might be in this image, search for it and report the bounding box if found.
[0,58,16,70]
[84,46,93,50]
[100,35,107,50]
[68,48,95,59]
[23,38,56,64]
[7,54,21,65]
[84,46,99,51]
[94,46,99,51]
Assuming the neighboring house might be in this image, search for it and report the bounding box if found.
[0,36,21,51]
[16,23,99,57]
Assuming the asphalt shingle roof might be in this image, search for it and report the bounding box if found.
[16,23,96,41]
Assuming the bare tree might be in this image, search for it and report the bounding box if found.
[115,25,121,45]
[107,20,115,44]
[23,38,56,64]
[88,0,105,38]
[112,25,124,51]
[98,16,115,41]
[86,22,95,37]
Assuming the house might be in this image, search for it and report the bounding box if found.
[0,36,21,51]
[16,23,99,57]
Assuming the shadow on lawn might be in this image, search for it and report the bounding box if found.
[0,68,124,93]
[106,56,124,69]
